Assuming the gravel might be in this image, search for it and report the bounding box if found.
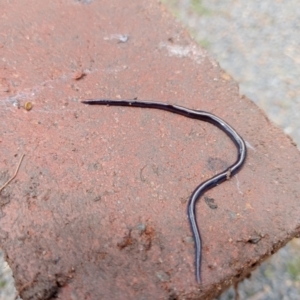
[0,251,19,300]
[1,0,300,299]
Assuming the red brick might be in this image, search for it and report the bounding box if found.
[0,1,299,299]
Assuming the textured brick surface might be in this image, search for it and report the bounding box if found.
[0,1,300,299]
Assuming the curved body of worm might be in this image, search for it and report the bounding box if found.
[82,99,247,284]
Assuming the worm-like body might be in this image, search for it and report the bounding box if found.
[82,99,247,283]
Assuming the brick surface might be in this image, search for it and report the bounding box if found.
[0,1,300,299]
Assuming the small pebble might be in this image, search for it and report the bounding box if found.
[24,102,32,111]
